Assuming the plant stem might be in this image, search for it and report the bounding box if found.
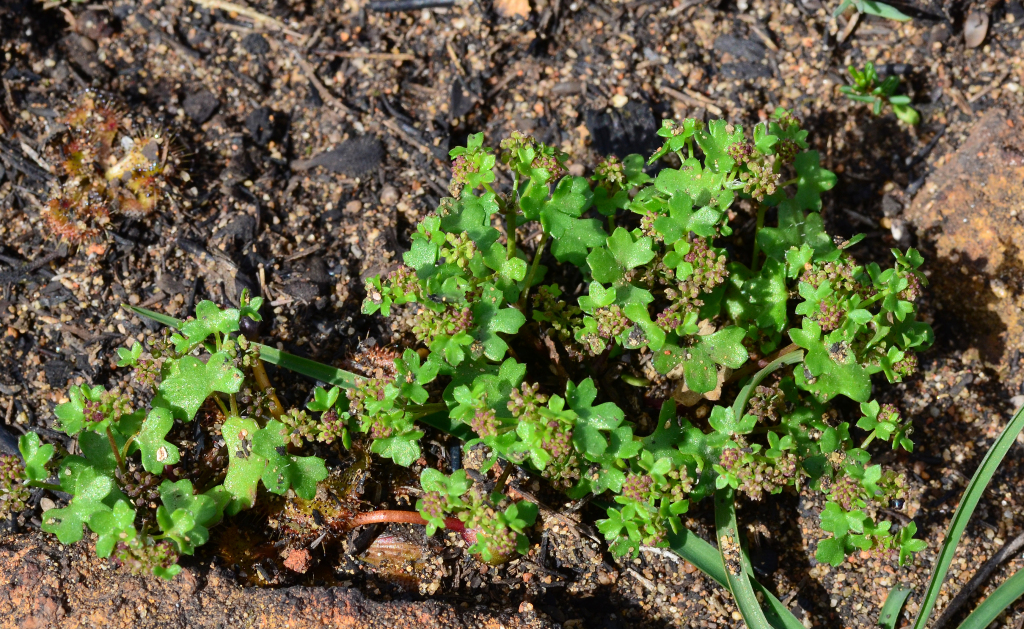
[725,342,801,385]
[504,203,518,260]
[348,509,472,543]
[860,433,876,449]
[492,462,514,494]
[106,427,125,475]
[214,395,230,418]
[229,393,239,418]
[780,177,799,188]
[251,357,284,419]
[518,231,549,308]
[27,481,63,492]
[750,203,767,271]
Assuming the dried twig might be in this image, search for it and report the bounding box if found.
[289,50,352,116]
[968,68,1012,104]
[189,0,303,37]
[368,0,455,11]
[313,49,417,62]
[626,567,657,592]
[660,84,723,116]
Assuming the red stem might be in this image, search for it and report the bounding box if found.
[348,510,475,544]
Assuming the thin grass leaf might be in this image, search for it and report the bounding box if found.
[860,0,912,21]
[124,304,183,328]
[665,528,804,628]
[731,349,805,423]
[715,487,772,629]
[912,403,1024,628]
[418,410,477,441]
[879,583,912,628]
[955,567,1024,629]
[256,344,361,389]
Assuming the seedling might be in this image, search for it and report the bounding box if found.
[41,91,187,244]
[840,62,921,125]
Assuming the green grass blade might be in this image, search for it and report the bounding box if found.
[715,487,772,629]
[955,567,1024,629]
[731,350,805,424]
[912,403,1024,628]
[860,0,912,21]
[417,410,476,442]
[879,583,912,628]
[123,304,183,329]
[256,344,362,389]
[666,528,804,628]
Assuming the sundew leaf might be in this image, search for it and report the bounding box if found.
[253,420,329,499]
[158,352,244,421]
[171,300,240,353]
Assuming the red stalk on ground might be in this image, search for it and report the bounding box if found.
[348,510,477,545]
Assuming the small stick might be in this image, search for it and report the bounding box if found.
[660,85,723,116]
[290,50,352,117]
[368,0,455,11]
[968,68,1011,104]
[189,0,302,37]
[313,50,417,62]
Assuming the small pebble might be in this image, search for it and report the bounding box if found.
[345,200,363,213]
[40,498,56,512]
[379,185,399,205]
[611,94,629,108]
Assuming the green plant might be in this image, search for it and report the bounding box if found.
[834,0,912,22]
[25,111,939,625]
[840,62,921,126]
[245,114,931,626]
[351,113,932,568]
[14,289,537,579]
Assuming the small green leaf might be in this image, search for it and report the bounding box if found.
[172,300,240,352]
[221,415,265,515]
[137,407,180,474]
[90,500,136,558]
[253,420,329,499]
[793,151,837,212]
[370,432,424,467]
[694,120,744,173]
[158,352,244,421]
[19,432,54,482]
[116,342,143,367]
